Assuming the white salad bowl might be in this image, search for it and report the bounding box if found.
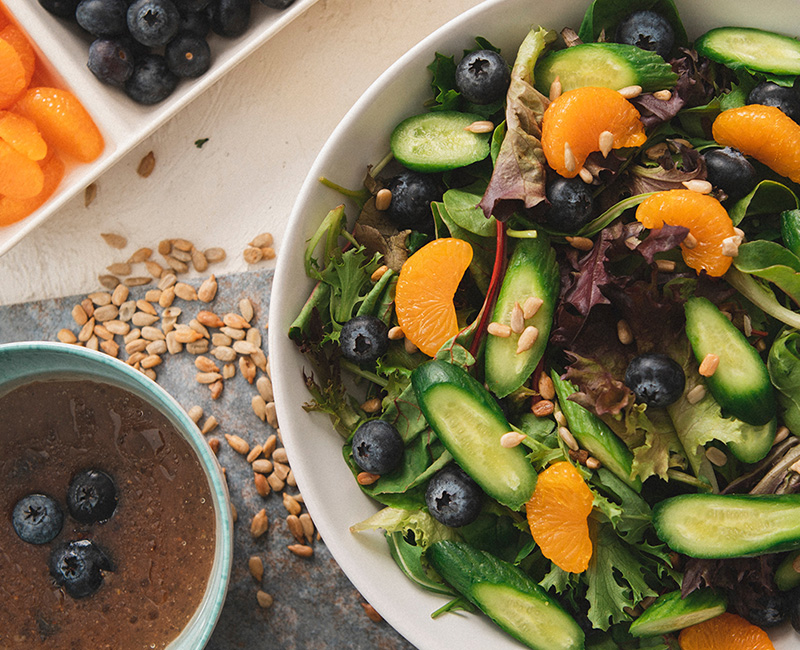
[271,0,800,648]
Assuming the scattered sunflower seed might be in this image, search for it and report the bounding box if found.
[137,151,156,178]
[101,232,127,249]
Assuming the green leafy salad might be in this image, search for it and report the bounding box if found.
[289,0,800,647]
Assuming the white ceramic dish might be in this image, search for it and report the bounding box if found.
[271,0,800,648]
[0,0,317,257]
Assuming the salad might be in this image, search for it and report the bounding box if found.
[288,0,800,648]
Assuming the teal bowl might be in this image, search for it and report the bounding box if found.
[0,341,233,649]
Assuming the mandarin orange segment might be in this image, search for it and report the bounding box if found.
[0,110,46,160]
[526,461,594,573]
[713,104,800,184]
[0,37,26,109]
[394,237,473,357]
[541,86,647,178]
[678,612,774,650]
[0,24,35,90]
[635,189,738,277]
[15,87,104,162]
[0,137,43,199]
[0,150,64,226]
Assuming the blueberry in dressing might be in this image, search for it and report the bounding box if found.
[425,464,483,528]
[615,10,675,60]
[454,49,511,105]
[351,420,404,475]
[209,0,251,38]
[76,0,129,37]
[339,315,389,366]
[12,494,64,545]
[88,38,135,87]
[703,147,758,200]
[383,169,444,232]
[624,353,685,408]
[67,469,118,524]
[545,175,595,233]
[125,53,179,104]
[165,31,211,78]
[49,539,113,599]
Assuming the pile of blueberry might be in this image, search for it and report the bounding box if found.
[11,469,118,598]
[38,0,296,104]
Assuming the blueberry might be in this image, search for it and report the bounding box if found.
[67,469,118,524]
[125,54,178,104]
[38,0,81,19]
[76,0,128,36]
[703,147,758,201]
[49,539,112,599]
[544,175,595,233]
[748,81,800,123]
[744,591,787,628]
[624,353,685,408]
[615,10,675,60]
[454,49,510,105]
[12,494,64,545]
[789,587,800,633]
[351,420,404,475]
[210,0,250,38]
[127,0,180,47]
[88,38,135,87]
[179,10,211,36]
[258,0,296,7]
[172,0,210,12]
[425,464,483,527]
[165,31,210,78]
[383,169,444,231]
[339,315,389,366]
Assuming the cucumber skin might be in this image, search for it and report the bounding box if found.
[727,417,777,464]
[412,360,538,510]
[696,27,800,75]
[534,43,678,94]
[551,372,641,492]
[390,111,490,173]
[628,588,727,637]
[653,493,800,558]
[684,297,776,426]
[485,235,560,398]
[427,541,585,650]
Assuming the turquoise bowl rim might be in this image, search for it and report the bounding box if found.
[0,341,233,649]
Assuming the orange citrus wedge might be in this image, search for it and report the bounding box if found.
[542,86,647,178]
[0,150,64,226]
[678,612,774,650]
[0,137,43,199]
[526,461,594,573]
[713,104,800,184]
[635,189,738,277]
[394,237,473,357]
[0,110,46,160]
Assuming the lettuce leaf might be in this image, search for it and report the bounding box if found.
[350,506,460,549]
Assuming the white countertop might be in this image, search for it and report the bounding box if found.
[0,0,486,306]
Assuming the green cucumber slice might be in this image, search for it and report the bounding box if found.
[390,111,491,173]
[534,43,678,94]
[696,27,800,75]
[629,588,727,637]
[552,373,641,492]
[484,235,560,398]
[775,549,800,591]
[653,493,800,558]
[412,360,538,510]
[684,296,776,426]
[427,541,584,650]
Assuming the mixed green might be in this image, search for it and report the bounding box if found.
[289,0,800,647]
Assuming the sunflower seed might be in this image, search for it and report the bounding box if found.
[123,328,141,343]
[686,385,706,405]
[79,317,96,342]
[558,426,579,451]
[243,247,263,264]
[158,240,171,255]
[141,326,165,341]
[357,471,380,485]
[98,275,119,291]
[239,356,256,383]
[225,433,249,454]
[100,339,119,357]
[126,339,148,355]
[252,395,267,421]
[141,354,162,369]
[187,405,203,423]
[123,276,152,287]
[89,291,112,306]
[516,326,539,354]
[257,376,274,402]
[131,312,159,327]
[510,302,524,334]
[57,329,77,344]
[174,328,204,343]
[211,346,236,362]
[204,247,226,263]
[250,509,268,538]
[137,151,155,177]
[699,353,720,377]
[250,232,274,248]
[531,399,554,417]
[201,415,218,434]
[618,84,642,99]
[500,431,526,448]
[283,493,301,516]
[164,256,188,274]
[263,435,277,458]
[72,304,89,326]
[157,286,174,308]
[246,444,263,463]
[85,335,99,351]
[196,371,222,384]
[190,247,208,273]
[256,591,273,609]
[165,331,182,355]
[538,374,555,400]
[252,459,273,474]
[222,363,235,379]
[549,75,562,101]
[93,324,114,341]
[705,446,728,467]
[101,233,127,249]
[158,273,177,290]
[207,438,220,455]
[146,340,167,355]
[248,555,264,582]
[198,275,217,303]
[299,513,314,543]
[267,473,285,492]
[254,473,270,497]
[81,298,95,317]
[107,262,131,276]
[286,514,305,544]
[174,282,197,301]
[186,340,210,355]
[195,356,219,373]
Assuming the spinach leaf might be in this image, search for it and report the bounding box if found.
[729,179,798,226]
[734,240,800,306]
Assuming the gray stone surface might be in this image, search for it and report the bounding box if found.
[0,269,416,650]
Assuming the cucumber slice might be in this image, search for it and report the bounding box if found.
[534,43,678,94]
[775,549,800,591]
[412,360,538,510]
[390,111,491,173]
[629,588,727,637]
[485,235,560,398]
[727,417,777,464]
[684,296,776,426]
[552,373,641,492]
[427,541,584,650]
[653,493,800,558]
[696,27,800,75]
